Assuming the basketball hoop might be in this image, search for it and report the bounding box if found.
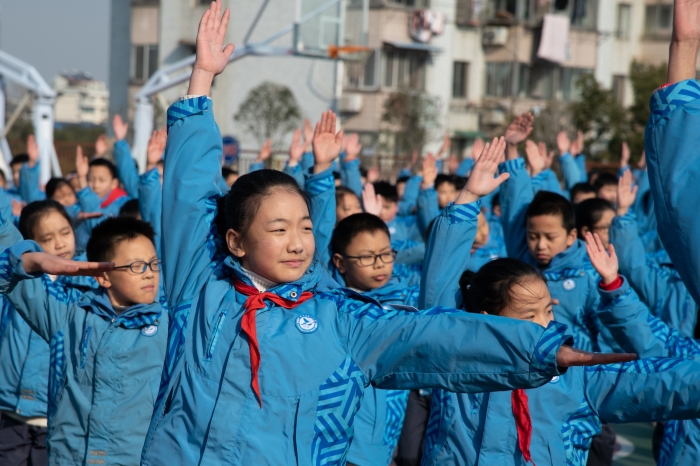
[330,45,372,84]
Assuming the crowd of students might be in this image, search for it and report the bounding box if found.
[2,1,700,465]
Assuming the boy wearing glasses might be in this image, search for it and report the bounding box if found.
[0,216,167,466]
[328,212,421,466]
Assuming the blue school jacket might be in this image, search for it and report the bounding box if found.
[138,168,162,257]
[498,158,606,351]
[140,97,573,466]
[609,212,696,336]
[421,203,700,465]
[559,153,583,192]
[113,139,140,199]
[0,240,167,466]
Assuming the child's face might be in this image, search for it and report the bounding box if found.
[97,235,159,308]
[336,193,362,225]
[52,183,77,207]
[572,191,596,204]
[597,185,617,205]
[332,230,393,291]
[11,163,21,187]
[490,278,554,328]
[88,165,118,199]
[33,210,76,260]
[379,199,398,223]
[436,182,457,209]
[526,214,577,267]
[227,189,315,284]
[396,181,406,200]
[580,209,615,249]
[472,212,490,252]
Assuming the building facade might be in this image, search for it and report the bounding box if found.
[53,73,109,126]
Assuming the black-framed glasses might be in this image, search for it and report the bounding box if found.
[113,259,161,274]
[344,251,397,267]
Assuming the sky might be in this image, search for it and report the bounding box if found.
[0,0,110,84]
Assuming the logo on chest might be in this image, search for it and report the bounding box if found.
[141,325,158,337]
[295,315,318,334]
[549,376,560,384]
[562,279,576,291]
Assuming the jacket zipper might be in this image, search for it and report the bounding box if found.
[205,310,228,361]
[79,327,92,369]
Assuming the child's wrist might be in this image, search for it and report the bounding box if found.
[600,274,621,287]
[313,163,332,174]
[616,206,630,216]
[455,189,479,205]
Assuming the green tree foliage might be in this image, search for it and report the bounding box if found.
[234,82,302,149]
[380,90,440,159]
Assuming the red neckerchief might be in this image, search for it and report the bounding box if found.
[100,187,127,208]
[512,389,536,465]
[233,279,314,408]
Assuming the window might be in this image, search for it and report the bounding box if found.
[387,0,430,7]
[382,49,426,90]
[485,62,512,97]
[345,50,378,89]
[612,75,626,105]
[452,61,469,98]
[645,4,673,35]
[617,4,631,39]
[455,0,473,26]
[131,44,159,84]
[560,68,591,101]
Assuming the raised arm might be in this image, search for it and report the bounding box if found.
[340,133,363,197]
[162,0,234,307]
[19,135,43,203]
[139,168,162,258]
[112,115,140,199]
[646,0,700,304]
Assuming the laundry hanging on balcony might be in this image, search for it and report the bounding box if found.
[409,10,445,43]
[537,13,570,63]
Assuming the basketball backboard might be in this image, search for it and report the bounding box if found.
[293,0,369,59]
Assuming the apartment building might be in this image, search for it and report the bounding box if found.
[53,73,109,126]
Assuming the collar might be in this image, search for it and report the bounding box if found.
[241,266,278,292]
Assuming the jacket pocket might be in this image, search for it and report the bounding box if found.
[204,310,227,361]
[79,327,91,369]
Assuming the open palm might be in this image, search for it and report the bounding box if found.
[458,137,509,203]
[194,0,235,77]
[312,110,343,173]
[22,252,114,277]
[584,232,619,284]
[674,0,700,42]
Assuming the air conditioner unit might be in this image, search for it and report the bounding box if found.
[339,93,363,113]
[482,109,506,126]
[482,27,509,46]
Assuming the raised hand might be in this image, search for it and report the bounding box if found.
[637,150,646,169]
[504,112,534,146]
[22,251,114,277]
[616,169,638,216]
[572,131,584,157]
[257,139,272,163]
[11,200,24,217]
[469,138,484,160]
[289,129,304,166]
[112,114,129,141]
[95,134,108,158]
[312,110,343,174]
[343,133,362,162]
[620,141,630,168]
[672,0,700,44]
[556,131,571,155]
[525,140,546,176]
[436,133,451,159]
[367,166,380,184]
[584,232,619,285]
[189,0,235,96]
[146,128,165,170]
[26,135,39,168]
[556,345,636,368]
[420,153,438,190]
[75,146,89,189]
[362,182,382,217]
[457,137,509,204]
[302,118,314,153]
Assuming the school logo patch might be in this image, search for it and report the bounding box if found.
[295,315,318,334]
[549,376,560,384]
[562,279,576,291]
[141,325,158,337]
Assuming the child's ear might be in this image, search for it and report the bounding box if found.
[226,229,245,258]
[580,226,590,237]
[110,178,119,190]
[95,272,111,289]
[332,253,347,274]
[567,227,578,247]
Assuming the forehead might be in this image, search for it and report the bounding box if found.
[37,210,71,230]
[508,279,550,308]
[598,209,615,224]
[527,214,566,232]
[255,189,309,219]
[89,164,114,178]
[111,235,156,261]
[347,230,391,251]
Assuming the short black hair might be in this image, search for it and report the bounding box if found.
[330,213,390,256]
[88,158,118,180]
[10,154,29,167]
[594,173,618,190]
[45,178,75,200]
[333,171,342,181]
[396,176,410,185]
[86,216,155,263]
[222,167,238,179]
[491,192,500,209]
[570,183,596,201]
[454,176,467,191]
[359,167,368,178]
[373,181,398,203]
[119,199,141,218]
[435,174,456,190]
[19,200,73,240]
[526,191,575,232]
[575,198,614,238]
[335,185,359,206]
